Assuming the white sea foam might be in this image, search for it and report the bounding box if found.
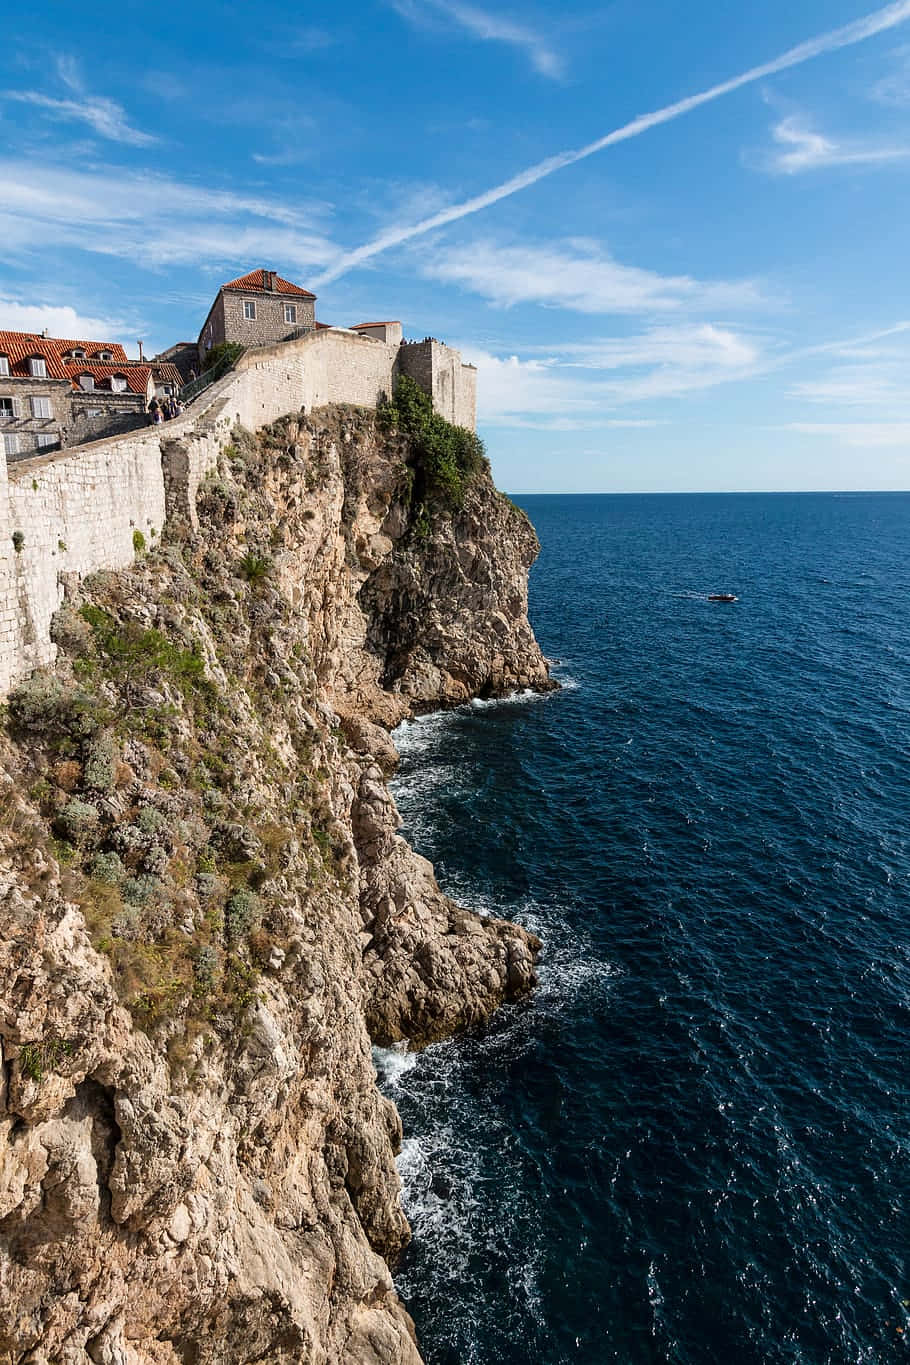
[372,1041,418,1090]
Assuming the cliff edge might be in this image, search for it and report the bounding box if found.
[0,404,552,1363]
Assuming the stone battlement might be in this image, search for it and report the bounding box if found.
[0,326,477,696]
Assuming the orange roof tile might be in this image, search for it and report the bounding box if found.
[151,362,185,386]
[351,321,400,329]
[54,339,128,363]
[64,363,151,395]
[0,332,69,380]
[221,269,316,298]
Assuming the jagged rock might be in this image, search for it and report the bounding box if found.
[0,405,552,1363]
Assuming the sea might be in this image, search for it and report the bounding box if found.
[374,492,909,1365]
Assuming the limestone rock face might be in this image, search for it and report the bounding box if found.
[0,407,551,1362]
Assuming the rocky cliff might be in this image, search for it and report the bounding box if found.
[0,406,552,1364]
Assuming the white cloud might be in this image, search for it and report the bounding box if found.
[787,422,910,447]
[551,325,762,370]
[871,43,910,104]
[0,159,338,275]
[460,324,771,426]
[2,57,155,146]
[0,297,130,341]
[391,0,562,77]
[316,0,910,284]
[423,239,768,315]
[788,365,909,406]
[766,115,910,172]
[2,90,156,146]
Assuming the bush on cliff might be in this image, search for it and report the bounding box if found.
[379,374,488,508]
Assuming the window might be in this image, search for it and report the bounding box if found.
[29,356,47,378]
[99,351,112,362]
[243,300,257,320]
[0,397,16,420]
[0,356,8,376]
[31,396,52,419]
[110,375,127,393]
[86,408,102,417]
[36,434,57,450]
[79,374,95,392]
[284,304,297,324]
[3,433,19,456]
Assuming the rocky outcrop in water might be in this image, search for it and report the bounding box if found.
[0,406,550,1363]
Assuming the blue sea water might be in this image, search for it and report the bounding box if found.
[375,492,910,1365]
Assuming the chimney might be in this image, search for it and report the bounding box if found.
[41,327,49,338]
[264,269,277,291]
[137,340,144,362]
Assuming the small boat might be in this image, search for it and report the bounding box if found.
[707,593,738,603]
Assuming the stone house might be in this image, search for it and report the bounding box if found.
[0,332,155,457]
[0,332,72,460]
[197,269,317,361]
[64,359,153,445]
[150,362,185,401]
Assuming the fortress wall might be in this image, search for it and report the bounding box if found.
[0,327,467,695]
[399,340,476,431]
[6,433,167,678]
[455,364,477,432]
[0,455,17,696]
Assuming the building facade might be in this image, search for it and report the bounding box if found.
[197,269,317,360]
[0,333,153,457]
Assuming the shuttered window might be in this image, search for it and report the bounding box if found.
[31,396,52,418]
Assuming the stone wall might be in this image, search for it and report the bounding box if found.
[399,340,476,430]
[5,431,167,681]
[0,325,476,696]
[69,392,148,446]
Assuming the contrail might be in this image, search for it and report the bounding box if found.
[314,0,910,286]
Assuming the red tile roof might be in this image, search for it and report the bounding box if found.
[351,321,400,329]
[151,362,185,386]
[0,332,69,380]
[221,269,316,298]
[0,331,131,380]
[54,339,128,363]
[63,363,151,396]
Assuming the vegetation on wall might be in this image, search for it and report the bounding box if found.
[378,374,488,508]
[201,342,245,379]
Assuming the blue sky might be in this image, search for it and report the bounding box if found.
[4,1,910,491]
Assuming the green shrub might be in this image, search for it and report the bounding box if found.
[20,1037,71,1083]
[7,674,106,742]
[50,606,93,656]
[88,851,125,884]
[202,341,245,377]
[54,799,100,845]
[136,806,166,836]
[83,730,118,791]
[77,605,211,706]
[381,375,487,507]
[238,552,271,584]
[193,944,220,991]
[132,529,146,554]
[224,888,259,943]
[122,874,160,907]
